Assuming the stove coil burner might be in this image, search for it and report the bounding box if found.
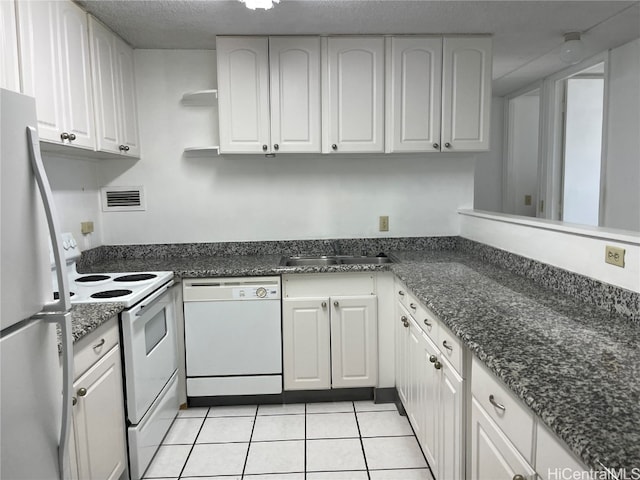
[114,273,157,282]
[53,292,75,300]
[91,289,133,299]
[76,275,111,283]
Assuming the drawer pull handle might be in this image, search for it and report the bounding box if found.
[72,397,77,406]
[429,355,437,363]
[442,340,453,351]
[409,303,416,310]
[424,319,432,327]
[398,290,405,296]
[93,338,105,350]
[513,476,526,480]
[489,394,506,411]
[433,361,442,370]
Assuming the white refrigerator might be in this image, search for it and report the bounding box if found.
[0,89,74,479]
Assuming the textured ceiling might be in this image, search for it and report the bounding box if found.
[77,0,640,95]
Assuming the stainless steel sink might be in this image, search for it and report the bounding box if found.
[280,254,394,267]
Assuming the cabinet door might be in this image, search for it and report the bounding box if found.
[269,36,321,153]
[326,37,385,153]
[0,0,20,92]
[471,396,536,480]
[114,37,140,156]
[217,36,270,153]
[417,329,440,471]
[58,0,95,149]
[17,0,64,142]
[388,37,442,152]
[396,305,410,406]
[441,36,492,152]
[283,298,331,390]
[330,295,377,388]
[439,358,464,480]
[73,345,127,480]
[89,16,120,154]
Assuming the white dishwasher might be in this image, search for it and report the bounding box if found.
[183,276,282,398]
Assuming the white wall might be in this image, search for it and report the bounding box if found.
[43,153,103,250]
[473,97,504,212]
[459,210,640,292]
[603,38,640,231]
[96,49,475,245]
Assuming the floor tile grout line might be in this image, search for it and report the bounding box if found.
[352,401,371,480]
[176,406,210,480]
[240,406,258,478]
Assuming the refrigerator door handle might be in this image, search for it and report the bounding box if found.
[26,126,73,480]
[26,126,71,314]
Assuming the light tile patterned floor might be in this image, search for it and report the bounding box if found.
[143,401,435,480]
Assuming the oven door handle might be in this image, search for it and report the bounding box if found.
[134,280,175,317]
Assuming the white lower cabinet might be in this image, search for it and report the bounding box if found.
[395,287,465,480]
[470,396,536,480]
[70,318,127,480]
[283,274,378,391]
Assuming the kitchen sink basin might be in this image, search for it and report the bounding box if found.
[280,254,394,267]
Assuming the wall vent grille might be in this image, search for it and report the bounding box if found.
[101,186,145,212]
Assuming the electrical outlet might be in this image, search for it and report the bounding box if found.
[379,216,389,232]
[605,245,625,268]
[524,195,532,206]
[81,221,94,235]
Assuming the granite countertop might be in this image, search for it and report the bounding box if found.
[77,250,640,470]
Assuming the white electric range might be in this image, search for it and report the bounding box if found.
[53,233,179,480]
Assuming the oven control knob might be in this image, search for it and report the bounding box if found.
[256,287,267,298]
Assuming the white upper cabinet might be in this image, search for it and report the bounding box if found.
[217,36,321,154]
[0,0,20,92]
[441,36,492,152]
[17,0,95,149]
[269,36,321,153]
[387,37,442,152]
[89,16,140,157]
[217,36,271,154]
[324,37,385,153]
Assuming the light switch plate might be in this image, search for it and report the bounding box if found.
[605,245,625,268]
[81,221,94,235]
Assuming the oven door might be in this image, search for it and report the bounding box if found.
[121,281,177,424]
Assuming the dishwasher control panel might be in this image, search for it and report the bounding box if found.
[183,276,281,302]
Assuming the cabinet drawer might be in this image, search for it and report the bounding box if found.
[73,317,119,380]
[472,356,534,462]
[396,281,410,309]
[414,301,439,342]
[437,322,462,374]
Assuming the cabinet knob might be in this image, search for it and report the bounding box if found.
[444,142,451,149]
[401,315,409,328]
[68,133,76,141]
[77,387,87,397]
[72,397,77,406]
[433,143,439,149]
[331,144,337,151]
[124,145,130,152]
[442,340,453,351]
[321,301,327,308]
[433,361,442,370]
[273,144,279,151]
[333,301,339,307]
[513,476,526,480]
[119,145,126,151]
[429,355,437,363]
[262,144,268,151]
[424,319,432,327]
[60,132,70,141]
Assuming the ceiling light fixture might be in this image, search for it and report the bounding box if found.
[559,32,585,65]
[239,0,280,10]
